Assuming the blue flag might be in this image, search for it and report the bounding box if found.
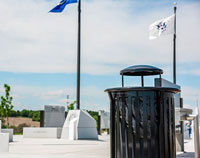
[49,0,78,13]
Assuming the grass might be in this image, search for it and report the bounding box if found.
[14,132,23,135]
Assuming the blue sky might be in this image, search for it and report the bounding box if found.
[0,0,199,111]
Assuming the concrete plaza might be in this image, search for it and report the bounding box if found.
[0,134,196,158]
[1,135,109,158]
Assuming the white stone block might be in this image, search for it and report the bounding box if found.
[61,110,98,140]
[99,111,110,129]
[1,129,13,142]
[43,105,66,127]
[23,127,62,138]
[69,118,78,140]
[0,133,9,152]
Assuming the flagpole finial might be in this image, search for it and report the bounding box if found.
[174,2,177,6]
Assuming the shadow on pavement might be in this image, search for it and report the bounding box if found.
[177,152,195,157]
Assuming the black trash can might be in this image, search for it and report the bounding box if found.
[105,65,180,158]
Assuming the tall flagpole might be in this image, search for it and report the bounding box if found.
[76,0,81,109]
[173,2,177,84]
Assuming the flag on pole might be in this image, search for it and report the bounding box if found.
[49,0,78,13]
[149,14,175,40]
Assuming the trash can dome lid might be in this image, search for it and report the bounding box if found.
[120,65,163,76]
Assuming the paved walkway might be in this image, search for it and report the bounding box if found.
[177,137,195,158]
[0,134,196,158]
[1,135,110,158]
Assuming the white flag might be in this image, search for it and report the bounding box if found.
[149,14,175,40]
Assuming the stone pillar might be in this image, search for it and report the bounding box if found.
[0,133,9,152]
[0,120,9,152]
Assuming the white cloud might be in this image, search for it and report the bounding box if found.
[182,86,200,98]
[39,90,65,100]
[6,84,108,111]
[0,0,199,75]
[181,86,200,108]
[10,84,200,112]
[191,69,200,76]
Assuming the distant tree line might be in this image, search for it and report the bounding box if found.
[9,109,40,122]
[2,94,99,124]
[9,109,99,124]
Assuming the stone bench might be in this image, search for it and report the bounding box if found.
[23,127,62,138]
[0,133,9,152]
[1,129,13,142]
[0,120,9,152]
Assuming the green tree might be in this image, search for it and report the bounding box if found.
[10,110,17,117]
[0,84,14,128]
[28,111,34,118]
[20,109,30,117]
[67,101,76,112]
[32,111,40,121]
[0,102,5,124]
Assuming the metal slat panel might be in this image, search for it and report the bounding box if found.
[159,92,165,158]
[131,96,137,158]
[142,93,148,158]
[108,92,116,158]
[116,95,121,158]
[139,96,144,158]
[127,95,133,158]
[172,97,176,158]
[164,95,169,158]
[119,97,123,158]
[146,95,151,158]
[168,97,173,158]
[135,92,141,157]
[125,98,129,158]
[121,96,127,158]
[150,92,156,158]
[154,92,160,158]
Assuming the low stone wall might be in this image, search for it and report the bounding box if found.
[1,129,13,142]
[23,127,62,139]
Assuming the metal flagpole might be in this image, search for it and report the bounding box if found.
[76,0,81,109]
[173,2,177,84]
